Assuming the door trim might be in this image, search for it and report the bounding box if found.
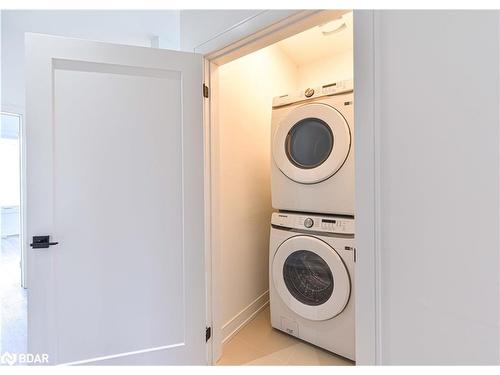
[353,10,380,364]
[202,10,350,66]
[202,9,379,365]
[202,57,214,365]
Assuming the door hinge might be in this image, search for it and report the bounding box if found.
[203,84,209,98]
[205,326,211,342]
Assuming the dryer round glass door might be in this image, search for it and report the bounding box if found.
[286,118,333,169]
[272,235,350,321]
[272,103,351,184]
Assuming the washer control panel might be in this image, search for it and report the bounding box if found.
[272,79,353,108]
[271,212,354,235]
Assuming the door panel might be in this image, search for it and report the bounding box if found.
[26,34,205,365]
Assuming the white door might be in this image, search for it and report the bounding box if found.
[26,34,206,365]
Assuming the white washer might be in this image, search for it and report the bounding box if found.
[271,80,354,215]
[269,211,355,360]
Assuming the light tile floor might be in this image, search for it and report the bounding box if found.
[217,306,354,366]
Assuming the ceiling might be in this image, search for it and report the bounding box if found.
[274,12,353,66]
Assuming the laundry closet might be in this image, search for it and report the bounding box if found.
[209,10,355,365]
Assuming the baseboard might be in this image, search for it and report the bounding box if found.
[221,290,269,345]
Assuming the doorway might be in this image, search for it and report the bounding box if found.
[16,9,378,365]
[0,111,26,357]
[204,10,359,365]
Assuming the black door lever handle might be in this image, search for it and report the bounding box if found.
[30,235,59,249]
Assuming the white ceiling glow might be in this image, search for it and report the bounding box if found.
[274,11,353,66]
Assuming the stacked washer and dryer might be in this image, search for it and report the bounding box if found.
[269,79,356,361]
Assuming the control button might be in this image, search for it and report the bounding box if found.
[305,88,315,98]
[304,218,314,228]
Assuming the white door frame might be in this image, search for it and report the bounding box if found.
[200,9,379,365]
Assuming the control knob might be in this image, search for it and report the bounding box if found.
[305,88,315,97]
[304,218,314,228]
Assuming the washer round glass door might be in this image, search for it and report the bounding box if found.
[273,103,351,184]
[272,236,350,321]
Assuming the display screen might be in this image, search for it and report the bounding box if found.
[322,219,337,224]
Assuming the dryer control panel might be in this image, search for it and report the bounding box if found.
[271,212,354,235]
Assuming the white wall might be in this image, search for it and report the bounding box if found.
[1,10,180,112]
[375,10,500,364]
[216,44,298,344]
[296,49,353,88]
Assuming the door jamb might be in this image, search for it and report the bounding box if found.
[353,10,381,364]
[201,9,380,365]
[202,57,215,365]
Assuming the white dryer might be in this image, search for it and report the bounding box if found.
[271,80,354,215]
[269,211,355,361]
